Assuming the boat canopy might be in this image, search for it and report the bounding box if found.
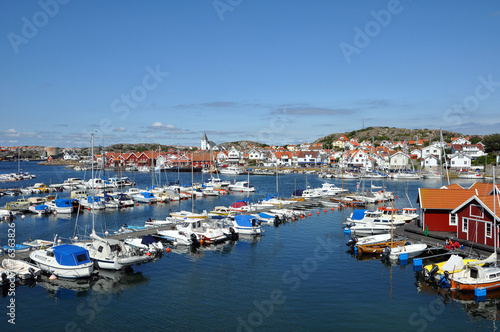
[52,244,91,266]
[34,204,48,211]
[54,198,72,207]
[441,255,466,272]
[141,235,159,245]
[234,215,257,227]
[231,199,248,208]
[351,209,367,221]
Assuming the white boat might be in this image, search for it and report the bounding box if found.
[203,177,230,189]
[176,219,227,244]
[46,198,75,214]
[77,235,152,270]
[113,193,135,207]
[228,181,255,192]
[124,235,164,254]
[346,220,394,236]
[219,166,244,175]
[2,259,42,279]
[156,229,194,245]
[79,196,106,210]
[131,191,157,203]
[144,217,177,228]
[28,204,50,215]
[170,210,208,221]
[22,238,54,249]
[457,172,483,179]
[345,233,392,247]
[384,243,428,260]
[29,244,94,278]
[231,215,262,235]
[346,209,406,227]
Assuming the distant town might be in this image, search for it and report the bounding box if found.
[1,129,499,172]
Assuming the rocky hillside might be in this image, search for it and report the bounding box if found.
[315,127,468,145]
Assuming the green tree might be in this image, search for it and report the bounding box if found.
[482,134,500,154]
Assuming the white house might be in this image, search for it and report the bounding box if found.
[227,147,242,164]
[389,151,410,169]
[63,151,79,160]
[421,155,439,168]
[248,149,267,162]
[421,146,442,159]
[447,152,472,169]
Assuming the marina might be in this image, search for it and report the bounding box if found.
[0,161,499,330]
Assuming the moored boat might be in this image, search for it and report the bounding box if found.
[29,244,94,278]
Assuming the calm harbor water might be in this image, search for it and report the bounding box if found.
[0,161,496,331]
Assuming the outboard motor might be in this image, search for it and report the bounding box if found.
[229,227,238,241]
[28,267,36,279]
[346,237,358,247]
[1,272,7,285]
[274,215,280,227]
[381,247,391,260]
[190,233,199,247]
[439,271,451,289]
[428,265,440,281]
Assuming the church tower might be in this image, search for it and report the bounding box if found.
[201,132,209,150]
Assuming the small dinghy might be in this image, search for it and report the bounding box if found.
[2,259,42,279]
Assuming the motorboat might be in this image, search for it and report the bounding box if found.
[131,191,157,203]
[228,181,255,192]
[346,209,406,227]
[46,198,75,214]
[345,221,395,237]
[144,217,177,228]
[383,243,428,261]
[231,215,262,236]
[422,254,480,284]
[345,233,392,247]
[356,240,408,255]
[29,244,94,278]
[28,204,51,215]
[79,196,106,210]
[76,234,152,270]
[170,210,208,221]
[22,238,54,249]
[205,216,239,240]
[156,229,193,246]
[219,166,244,175]
[2,259,42,279]
[124,235,164,255]
[113,193,135,207]
[176,219,227,244]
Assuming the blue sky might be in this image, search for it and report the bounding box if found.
[1,0,500,148]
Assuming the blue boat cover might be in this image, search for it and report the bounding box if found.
[52,244,91,266]
[141,192,155,198]
[141,235,158,245]
[351,209,367,220]
[234,215,256,227]
[34,204,48,211]
[258,212,274,219]
[54,199,72,207]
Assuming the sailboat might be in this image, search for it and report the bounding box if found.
[75,133,152,270]
[449,166,500,291]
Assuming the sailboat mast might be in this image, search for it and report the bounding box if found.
[90,133,95,234]
[191,152,194,213]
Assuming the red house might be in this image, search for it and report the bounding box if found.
[417,188,477,232]
[452,194,500,247]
